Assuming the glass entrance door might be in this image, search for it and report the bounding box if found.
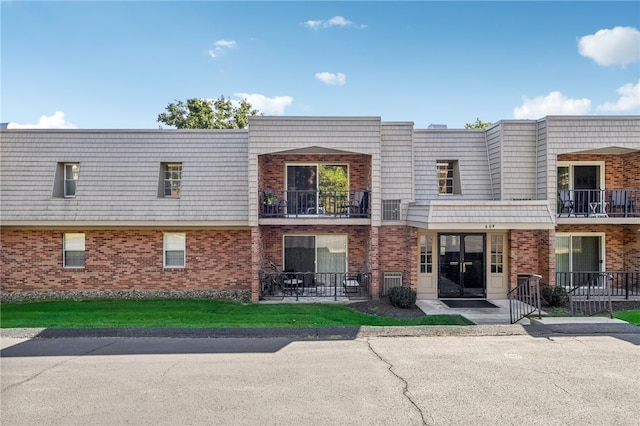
[438,234,486,298]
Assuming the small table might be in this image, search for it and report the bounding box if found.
[283,278,303,295]
[589,201,608,218]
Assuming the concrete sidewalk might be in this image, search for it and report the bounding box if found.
[1,320,637,341]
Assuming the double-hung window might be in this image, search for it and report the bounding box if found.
[63,233,85,268]
[437,160,460,195]
[164,233,186,268]
[64,163,80,197]
[162,163,182,197]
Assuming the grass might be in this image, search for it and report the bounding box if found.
[614,310,640,325]
[0,299,473,329]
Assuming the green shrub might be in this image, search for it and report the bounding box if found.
[542,285,569,307]
[388,286,417,309]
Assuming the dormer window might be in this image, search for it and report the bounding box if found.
[160,163,182,198]
[437,160,460,195]
[64,163,80,197]
[53,162,79,198]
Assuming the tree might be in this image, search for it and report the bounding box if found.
[157,96,259,129]
[464,118,492,129]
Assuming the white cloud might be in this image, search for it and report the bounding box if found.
[234,93,293,115]
[578,26,640,66]
[513,91,592,119]
[7,111,77,129]
[597,81,640,112]
[315,72,346,86]
[208,39,237,59]
[304,16,366,30]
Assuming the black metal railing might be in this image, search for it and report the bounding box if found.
[259,271,370,301]
[508,273,542,324]
[556,271,639,299]
[557,189,639,218]
[259,190,370,218]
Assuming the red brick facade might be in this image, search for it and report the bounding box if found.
[259,154,371,192]
[557,152,640,190]
[508,230,553,287]
[1,228,252,294]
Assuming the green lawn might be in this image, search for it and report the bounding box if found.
[614,310,640,325]
[0,299,473,328]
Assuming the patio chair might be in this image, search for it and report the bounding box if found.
[558,190,574,217]
[348,191,369,217]
[610,190,629,217]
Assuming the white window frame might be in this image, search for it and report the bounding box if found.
[419,234,433,274]
[164,232,186,268]
[63,232,85,268]
[490,234,504,274]
[163,163,183,198]
[64,163,80,198]
[556,232,605,272]
[556,161,605,191]
[437,160,460,195]
[282,234,348,273]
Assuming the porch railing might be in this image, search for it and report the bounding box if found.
[259,190,370,218]
[508,273,542,324]
[556,271,639,299]
[557,189,639,218]
[259,271,370,301]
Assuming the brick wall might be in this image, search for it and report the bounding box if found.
[557,153,639,190]
[259,154,371,191]
[378,225,413,288]
[623,225,640,271]
[259,225,370,272]
[1,228,252,293]
[556,224,637,271]
[509,230,552,287]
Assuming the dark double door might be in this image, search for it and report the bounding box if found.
[438,234,486,298]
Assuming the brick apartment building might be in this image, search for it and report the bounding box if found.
[1,115,639,302]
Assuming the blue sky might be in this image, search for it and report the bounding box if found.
[2,1,639,129]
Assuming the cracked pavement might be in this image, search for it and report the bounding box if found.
[2,333,639,425]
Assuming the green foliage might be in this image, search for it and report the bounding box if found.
[319,165,348,193]
[157,96,259,129]
[542,285,569,307]
[464,117,492,129]
[0,298,472,328]
[388,286,417,309]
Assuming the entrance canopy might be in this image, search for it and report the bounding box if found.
[407,201,554,230]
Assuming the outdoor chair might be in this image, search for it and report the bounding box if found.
[610,190,629,217]
[348,191,369,217]
[558,190,574,217]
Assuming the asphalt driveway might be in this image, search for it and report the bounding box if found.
[2,327,639,425]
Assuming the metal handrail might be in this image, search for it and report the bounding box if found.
[259,271,371,300]
[508,274,542,324]
[556,189,639,218]
[259,189,370,218]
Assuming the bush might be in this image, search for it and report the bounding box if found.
[542,285,569,307]
[388,286,417,309]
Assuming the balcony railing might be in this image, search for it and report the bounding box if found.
[557,189,639,218]
[556,271,639,299]
[260,190,370,218]
[259,271,371,300]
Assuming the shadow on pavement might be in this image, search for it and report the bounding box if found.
[0,327,362,357]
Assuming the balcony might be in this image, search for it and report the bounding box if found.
[259,190,370,219]
[557,189,639,218]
